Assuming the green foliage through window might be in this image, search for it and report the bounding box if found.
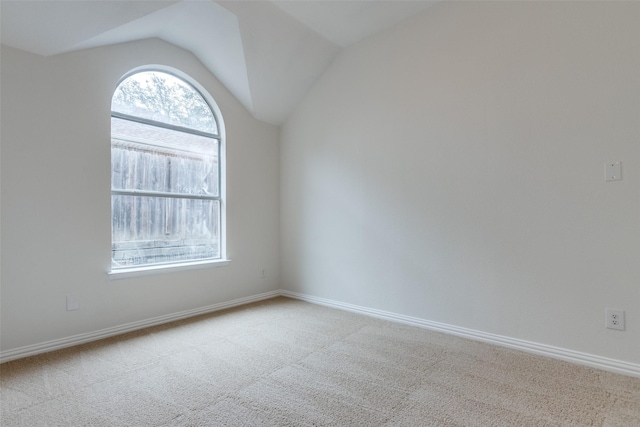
[112,71,217,134]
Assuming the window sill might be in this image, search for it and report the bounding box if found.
[108,259,231,280]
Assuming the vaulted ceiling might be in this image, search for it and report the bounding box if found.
[0,0,438,125]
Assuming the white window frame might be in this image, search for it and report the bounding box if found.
[108,66,227,277]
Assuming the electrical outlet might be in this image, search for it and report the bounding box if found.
[606,309,625,331]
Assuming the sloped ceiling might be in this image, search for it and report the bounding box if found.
[0,0,438,125]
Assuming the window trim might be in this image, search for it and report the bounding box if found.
[108,66,228,274]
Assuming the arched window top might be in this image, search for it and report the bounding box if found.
[112,70,218,135]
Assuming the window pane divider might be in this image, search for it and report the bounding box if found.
[111,112,220,139]
[112,189,219,200]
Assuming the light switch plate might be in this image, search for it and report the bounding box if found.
[605,161,622,181]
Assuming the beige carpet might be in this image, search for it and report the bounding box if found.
[1,297,639,426]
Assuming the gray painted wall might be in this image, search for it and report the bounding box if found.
[2,1,638,368]
[1,39,280,351]
[280,1,640,364]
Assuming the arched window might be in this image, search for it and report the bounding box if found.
[111,69,223,270]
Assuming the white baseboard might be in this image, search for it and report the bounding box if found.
[0,290,280,363]
[3,288,639,378]
[280,290,640,378]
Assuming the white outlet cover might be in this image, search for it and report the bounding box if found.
[605,162,622,181]
[606,308,625,331]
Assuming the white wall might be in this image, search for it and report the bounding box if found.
[281,1,640,364]
[0,39,280,352]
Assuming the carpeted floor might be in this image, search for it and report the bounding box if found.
[1,297,639,426]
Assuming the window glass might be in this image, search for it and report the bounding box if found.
[112,71,218,135]
[111,118,219,197]
[111,196,220,266]
[111,70,222,269]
